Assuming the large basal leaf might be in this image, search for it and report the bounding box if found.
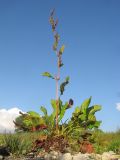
[74,106,80,114]
[88,114,96,121]
[50,99,59,120]
[27,111,40,118]
[88,105,102,115]
[80,97,92,114]
[78,114,86,121]
[40,106,48,116]
[15,116,24,126]
[51,99,57,112]
[94,121,102,128]
[88,120,101,129]
[42,72,54,79]
[58,102,68,122]
[48,114,56,128]
[87,123,95,129]
[38,117,45,125]
[23,119,33,127]
[72,107,80,119]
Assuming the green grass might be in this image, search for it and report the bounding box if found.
[0,132,43,156]
[0,129,120,156]
[0,134,5,146]
[91,129,120,154]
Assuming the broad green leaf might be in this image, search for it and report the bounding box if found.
[59,45,65,55]
[38,117,46,125]
[40,106,47,116]
[70,97,102,131]
[42,72,54,79]
[88,114,96,121]
[80,97,92,114]
[94,121,102,128]
[49,114,55,126]
[79,114,86,121]
[58,102,68,122]
[88,123,95,129]
[23,119,33,127]
[51,99,59,120]
[27,111,40,118]
[51,99,57,112]
[74,107,80,113]
[88,105,102,115]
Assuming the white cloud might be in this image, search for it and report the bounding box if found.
[116,103,120,111]
[0,107,24,133]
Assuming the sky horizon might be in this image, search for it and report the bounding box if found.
[0,0,120,132]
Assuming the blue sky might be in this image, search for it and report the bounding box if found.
[0,0,120,132]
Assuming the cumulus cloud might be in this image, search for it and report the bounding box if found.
[116,103,120,111]
[0,107,24,133]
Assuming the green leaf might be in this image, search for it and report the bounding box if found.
[51,99,59,118]
[59,45,65,55]
[60,76,69,95]
[94,121,102,128]
[40,106,47,116]
[79,114,86,121]
[58,102,68,122]
[88,114,96,121]
[80,97,92,114]
[74,107,80,113]
[42,72,54,79]
[88,105,102,115]
[71,97,102,131]
[87,123,95,129]
[51,99,57,112]
[23,119,33,127]
[66,76,70,81]
[27,111,40,118]
[48,114,55,127]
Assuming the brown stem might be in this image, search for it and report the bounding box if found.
[51,19,60,132]
[56,78,58,131]
[55,55,60,131]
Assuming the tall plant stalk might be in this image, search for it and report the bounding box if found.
[42,10,65,131]
[55,65,59,130]
[51,10,60,131]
